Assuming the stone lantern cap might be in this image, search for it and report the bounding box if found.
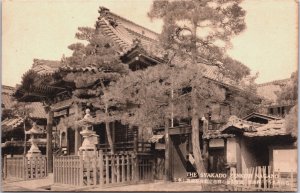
[25,122,43,135]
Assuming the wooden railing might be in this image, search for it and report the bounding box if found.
[53,151,154,187]
[3,155,47,180]
[229,166,297,191]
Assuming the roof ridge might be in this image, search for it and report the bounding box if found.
[108,11,160,37]
[2,85,15,90]
[258,78,290,87]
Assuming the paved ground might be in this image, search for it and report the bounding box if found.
[88,181,204,191]
[2,177,229,192]
[1,175,54,192]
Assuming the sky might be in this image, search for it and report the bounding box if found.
[2,0,298,87]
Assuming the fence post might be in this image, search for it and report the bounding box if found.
[93,156,97,186]
[122,155,125,183]
[79,152,84,186]
[126,154,130,182]
[132,153,139,183]
[106,155,109,184]
[116,155,120,183]
[87,156,91,186]
[3,155,7,179]
[99,150,104,186]
[151,159,155,181]
[111,155,116,184]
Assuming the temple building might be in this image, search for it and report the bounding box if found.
[9,7,297,184]
[1,85,48,156]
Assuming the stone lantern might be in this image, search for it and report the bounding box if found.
[25,122,43,158]
[77,109,99,158]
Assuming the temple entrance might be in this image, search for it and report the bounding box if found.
[170,135,189,180]
[208,147,226,173]
[67,128,75,155]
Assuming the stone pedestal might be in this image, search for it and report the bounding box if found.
[78,127,99,159]
[26,137,42,158]
[25,123,43,158]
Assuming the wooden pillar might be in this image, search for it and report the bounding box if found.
[236,137,242,173]
[164,119,171,181]
[74,102,82,155]
[133,130,138,154]
[202,140,209,171]
[112,122,115,153]
[202,118,209,171]
[3,155,7,179]
[47,110,54,173]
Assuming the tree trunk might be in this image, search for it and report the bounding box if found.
[164,118,171,181]
[105,104,114,154]
[191,108,206,175]
[189,21,206,177]
[23,120,26,155]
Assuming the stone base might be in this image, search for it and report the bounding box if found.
[26,151,42,158]
[78,148,97,160]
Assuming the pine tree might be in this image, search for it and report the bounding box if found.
[148,0,248,177]
[62,27,128,154]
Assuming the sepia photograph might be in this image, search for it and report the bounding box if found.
[1,0,298,191]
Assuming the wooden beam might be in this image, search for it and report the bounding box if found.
[169,126,192,135]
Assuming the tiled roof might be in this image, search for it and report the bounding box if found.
[2,117,46,134]
[2,85,15,94]
[218,115,290,138]
[95,8,244,90]
[1,85,47,119]
[243,112,281,121]
[219,115,262,133]
[26,102,47,119]
[203,129,235,139]
[243,119,287,137]
[2,92,16,109]
[1,117,24,131]
[31,59,61,76]
[96,7,159,52]
[50,98,73,111]
[60,65,98,73]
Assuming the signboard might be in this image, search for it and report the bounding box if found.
[209,138,224,148]
[226,138,237,163]
[273,148,297,172]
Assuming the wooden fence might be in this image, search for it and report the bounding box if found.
[229,166,297,191]
[3,155,47,180]
[53,151,154,187]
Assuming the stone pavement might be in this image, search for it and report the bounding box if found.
[2,177,229,192]
[1,174,54,192]
[87,181,204,191]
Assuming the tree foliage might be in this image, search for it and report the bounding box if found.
[276,71,298,104]
[148,0,249,81]
[284,104,297,138]
[62,26,129,153]
[63,27,128,100]
[147,0,250,177]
